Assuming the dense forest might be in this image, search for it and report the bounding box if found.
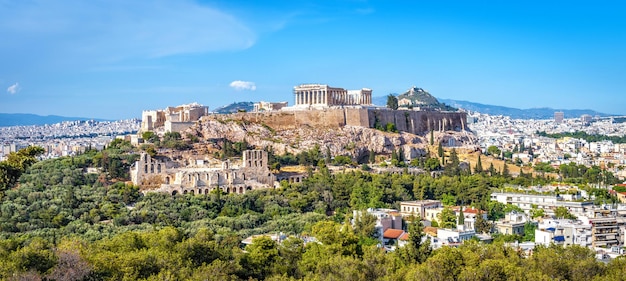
[0,143,624,280]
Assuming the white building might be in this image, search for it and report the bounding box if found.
[141,102,209,133]
[490,192,593,217]
[437,226,476,246]
[400,200,443,219]
[353,208,402,242]
[253,101,288,112]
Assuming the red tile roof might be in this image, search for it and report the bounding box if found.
[399,233,409,241]
[424,227,438,236]
[383,229,405,239]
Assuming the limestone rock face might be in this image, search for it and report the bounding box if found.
[185,116,477,159]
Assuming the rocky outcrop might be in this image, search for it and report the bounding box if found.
[184,116,477,159]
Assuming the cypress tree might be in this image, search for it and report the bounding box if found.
[488,163,496,176]
[502,163,510,178]
[475,155,483,174]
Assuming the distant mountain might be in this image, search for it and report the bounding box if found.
[372,95,612,119]
[0,113,109,127]
[439,99,613,119]
[213,101,254,114]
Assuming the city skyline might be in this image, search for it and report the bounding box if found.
[1,0,625,119]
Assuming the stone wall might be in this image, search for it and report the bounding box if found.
[213,108,466,135]
[368,109,467,135]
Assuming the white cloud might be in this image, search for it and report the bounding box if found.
[229,80,257,91]
[7,83,19,94]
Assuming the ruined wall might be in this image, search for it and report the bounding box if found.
[368,109,466,135]
[213,108,466,135]
[165,121,196,133]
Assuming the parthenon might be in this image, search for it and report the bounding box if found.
[293,84,372,107]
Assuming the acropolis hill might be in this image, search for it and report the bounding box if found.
[211,107,467,135]
[138,84,475,159]
[141,84,468,135]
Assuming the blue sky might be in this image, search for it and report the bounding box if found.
[1,0,625,119]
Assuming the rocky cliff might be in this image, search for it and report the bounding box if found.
[184,116,477,160]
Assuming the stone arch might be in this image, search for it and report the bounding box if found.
[172,190,178,196]
[246,186,252,191]
[183,190,188,194]
[239,186,244,194]
[165,176,170,184]
[205,189,209,195]
[190,190,195,195]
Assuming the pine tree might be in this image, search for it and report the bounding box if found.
[445,148,460,176]
[475,155,483,174]
[325,146,332,164]
[368,150,376,164]
[488,163,496,176]
[401,217,431,264]
[449,148,459,167]
[437,142,444,158]
[398,147,405,162]
[502,163,510,178]
[391,149,398,161]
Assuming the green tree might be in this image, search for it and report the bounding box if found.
[474,214,492,234]
[487,145,501,157]
[386,94,398,110]
[353,211,379,239]
[458,207,465,226]
[530,205,545,219]
[441,193,456,206]
[554,206,576,219]
[444,148,460,176]
[1,146,45,197]
[385,122,398,133]
[438,206,457,229]
[502,163,510,178]
[487,201,506,221]
[437,142,444,158]
[474,155,483,174]
[142,131,155,141]
[488,163,496,176]
[368,150,376,164]
[242,236,280,280]
[523,222,537,241]
[399,218,431,264]
[424,157,441,171]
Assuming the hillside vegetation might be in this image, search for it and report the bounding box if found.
[0,143,623,280]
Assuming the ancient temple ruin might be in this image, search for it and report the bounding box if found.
[130,150,276,195]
